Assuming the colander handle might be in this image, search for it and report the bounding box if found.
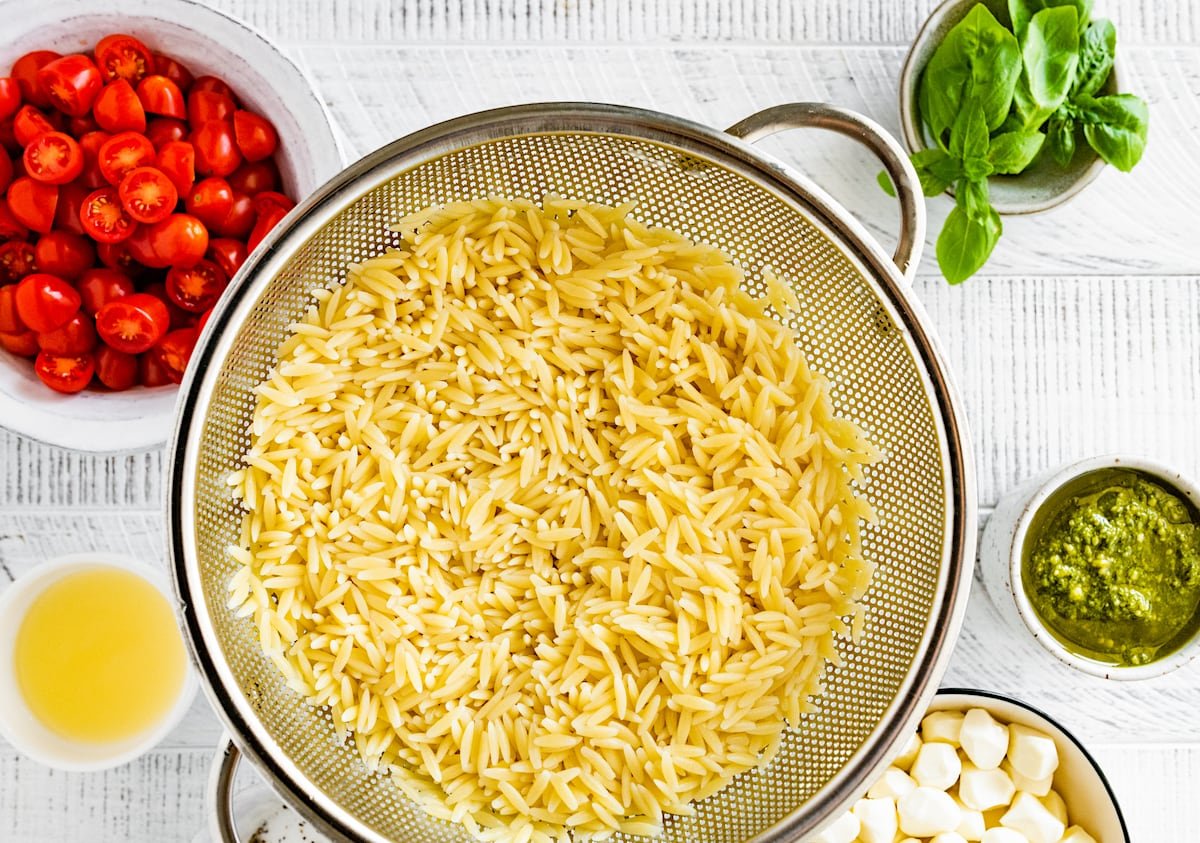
[726,103,926,280]
[207,733,246,843]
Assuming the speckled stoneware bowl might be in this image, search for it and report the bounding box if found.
[899,0,1118,214]
[980,455,1200,680]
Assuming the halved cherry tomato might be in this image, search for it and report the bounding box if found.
[124,223,166,268]
[34,231,94,280]
[146,116,187,148]
[53,181,90,236]
[98,131,154,185]
[141,279,194,329]
[206,238,247,278]
[156,139,195,195]
[11,51,60,109]
[227,159,278,196]
[37,311,96,355]
[80,186,134,243]
[138,347,171,385]
[185,177,233,229]
[153,54,193,94]
[96,239,139,273]
[0,77,21,122]
[23,131,83,184]
[232,111,278,162]
[68,113,99,136]
[166,258,226,313]
[248,205,288,252]
[150,326,196,383]
[190,76,234,100]
[136,75,186,119]
[118,166,178,224]
[78,130,111,188]
[0,242,36,283]
[7,177,58,233]
[92,79,146,133]
[95,291,169,353]
[36,54,103,117]
[34,350,94,393]
[146,213,208,267]
[94,34,154,85]
[78,267,135,315]
[0,284,23,332]
[212,192,254,238]
[95,344,137,389]
[0,198,29,239]
[15,273,79,332]
[13,105,55,146]
[187,90,235,127]
[0,329,38,357]
[253,191,295,216]
[0,147,11,194]
[191,120,241,177]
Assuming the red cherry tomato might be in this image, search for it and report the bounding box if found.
[22,131,83,184]
[165,258,227,313]
[53,181,90,236]
[190,76,234,99]
[191,120,241,177]
[37,311,96,355]
[248,205,288,252]
[212,192,254,238]
[253,191,295,216]
[141,279,194,329]
[15,273,80,332]
[78,130,111,188]
[0,147,11,194]
[136,75,186,119]
[151,327,196,383]
[34,350,94,393]
[0,198,29,239]
[227,159,279,196]
[156,139,195,195]
[98,131,155,185]
[95,344,138,390]
[0,119,18,155]
[0,242,37,284]
[68,113,99,136]
[78,267,135,315]
[146,116,187,148]
[232,111,278,162]
[185,176,233,229]
[0,77,21,122]
[0,329,38,357]
[36,54,103,117]
[197,306,214,334]
[118,166,178,224]
[13,105,55,147]
[145,213,208,268]
[94,34,154,85]
[153,55,193,94]
[96,240,139,274]
[124,223,166,268]
[92,79,146,133]
[95,291,169,353]
[0,284,23,332]
[80,186,135,244]
[206,238,247,279]
[11,51,60,109]
[187,90,235,127]
[7,177,58,233]
[34,231,94,280]
[138,348,171,385]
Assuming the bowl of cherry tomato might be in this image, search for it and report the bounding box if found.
[0,0,343,452]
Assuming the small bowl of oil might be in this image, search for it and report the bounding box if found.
[0,553,196,770]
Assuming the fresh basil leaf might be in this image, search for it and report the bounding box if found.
[958,176,993,221]
[1022,6,1081,112]
[1010,0,1093,41]
[950,99,991,163]
[920,4,1022,138]
[877,170,897,197]
[1011,77,1055,130]
[1078,93,1149,171]
[987,130,1046,173]
[911,148,964,196]
[936,192,1002,284]
[1073,18,1116,97]
[1046,113,1077,166]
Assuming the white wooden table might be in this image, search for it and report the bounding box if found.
[3,0,1198,839]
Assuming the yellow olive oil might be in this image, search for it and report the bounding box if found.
[15,567,187,743]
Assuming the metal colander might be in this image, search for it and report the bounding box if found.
[167,102,975,843]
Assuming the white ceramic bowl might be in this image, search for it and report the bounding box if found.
[0,0,345,453]
[931,689,1129,843]
[0,552,197,771]
[980,455,1200,680]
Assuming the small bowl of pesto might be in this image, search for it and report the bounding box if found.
[982,456,1200,679]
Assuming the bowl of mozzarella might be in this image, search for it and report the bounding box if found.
[810,689,1128,843]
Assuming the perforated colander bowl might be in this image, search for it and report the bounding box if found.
[167,102,976,843]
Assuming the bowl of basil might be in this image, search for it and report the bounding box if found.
[898,0,1149,282]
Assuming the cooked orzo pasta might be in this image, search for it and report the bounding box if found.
[228,196,878,842]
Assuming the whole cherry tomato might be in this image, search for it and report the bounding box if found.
[36,54,103,117]
[98,131,155,185]
[0,329,38,357]
[153,55,193,94]
[227,159,279,195]
[137,347,172,386]
[15,272,80,333]
[0,77,21,122]
[248,204,288,252]
[166,258,227,312]
[78,267,135,315]
[95,291,169,353]
[253,191,295,215]
[34,231,94,280]
[187,90,235,127]
[0,283,23,332]
[118,166,178,224]
[124,223,166,268]
[68,113,99,136]
[11,51,61,109]
[197,306,213,334]
[136,75,186,119]
[190,76,234,99]
[150,326,197,383]
[155,139,195,195]
[185,177,233,229]
[191,120,241,177]
[0,241,37,283]
[206,237,247,279]
[212,192,254,239]
[146,213,208,268]
[34,349,94,393]
[95,344,137,390]
[23,131,83,184]
[145,116,187,148]
[81,187,135,244]
[94,34,154,85]
[92,79,146,133]
[37,311,96,355]
[0,198,29,240]
[7,176,58,233]
[232,111,278,162]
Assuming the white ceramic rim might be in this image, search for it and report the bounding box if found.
[0,552,197,771]
[1008,454,1200,680]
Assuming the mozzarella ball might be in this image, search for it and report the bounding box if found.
[1007,725,1059,781]
[899,787,961,837]
[807,809,859,843]
[1039,789,1068,824]
[933,834,969,843]
[852,797,898,843]
[867,767,917,800]
[960,708,1009,770]
[1001,759,1053,798]
[912,742,963,790]
[922,711,965,746]
[981,830,1030,843]
[1000,791,1066,843]
[1059,826,1098,843]
[894,732,923,772]
[959,763,1016,811]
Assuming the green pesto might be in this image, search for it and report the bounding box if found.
[1022,468,1200,666]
